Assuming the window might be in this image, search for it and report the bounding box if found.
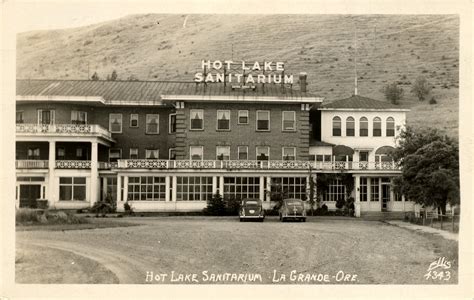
[27,148,40,160]
[146,114,159,134]
[256,146,269,160]
[256,110,270,131]
[190,146,203,160]
[346,117,355,136]
[190,109,204,130]
[16,111,24,124]
[127,176,166,201]
[217,110,230,130]
[109,149,122,163]
[282,147,296,160]
[59,177,86,201]
[373,117,382,136]
[38,109,55,125]
[238,146,248,160]
[130,148,138,159]
[216,146,230,160]
[332,116,341,136]
[370,178,379,201]
[57,147,65,159]
[238,110,249,124]
[71,111,87,124]
[360,177,368,201]
[224,177,260,200]
[271,177,307,200]
[130,114,139,127]
[109,114,122,133]
[282,111,296,131]
[169,148,176,160]
[76,148,83,158]
[105,177,117,202]
[359,117,368,137]
[325,179,345,202]
[386,117,395,137]
[169,113,177,133]
[359,151,369,162]
[145,149,159,159]
[176,176,213,201]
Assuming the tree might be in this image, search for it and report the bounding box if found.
[110,70,118,81]
[392,126,459,214]
[411,76,432,101]
[382,82,404,105]
[91,72,99,81]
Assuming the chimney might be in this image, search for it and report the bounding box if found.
[299,72,307,93]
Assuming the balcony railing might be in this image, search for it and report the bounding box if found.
[16,160,48,169]
[56,160,91,169]
[16,123,113,140]
[116,159,399,171]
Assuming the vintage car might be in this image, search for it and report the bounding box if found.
[239,198,265,222]
[279,198,306,222]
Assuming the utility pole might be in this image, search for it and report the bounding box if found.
[354,22,358,96]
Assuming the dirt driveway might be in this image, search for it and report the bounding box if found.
[16,216,458,284]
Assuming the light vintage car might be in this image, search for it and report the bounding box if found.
[239,198,265,222]
[279,198,306,222]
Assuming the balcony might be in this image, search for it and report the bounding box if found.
[16,123,114,143]
[56,160,91,169]
[116,159,400,171]
[16,160,48,169]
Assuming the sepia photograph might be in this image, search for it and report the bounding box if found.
[1,0,472,299]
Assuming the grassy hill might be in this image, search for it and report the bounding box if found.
[16,14,459,137]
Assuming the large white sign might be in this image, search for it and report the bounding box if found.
[194,60,294,84]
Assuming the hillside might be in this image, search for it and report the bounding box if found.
[16,14,459,137]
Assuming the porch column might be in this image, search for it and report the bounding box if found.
[48,140,56,205]
[117,175,122,202]
[219,176,224,196]
[171,176,177,202]
[123,176,129,202]
[165,176,171,202]
[354,175,361,217]
[212,176,218,195]
[259,176,265,201]
[90,141,98,206]
[266,176,272,202]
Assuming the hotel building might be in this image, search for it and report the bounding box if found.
[15,71,413,217]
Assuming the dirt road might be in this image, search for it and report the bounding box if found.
[16,217,458,284]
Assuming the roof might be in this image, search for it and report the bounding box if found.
[320,94,406,110]
[309,140,334,147]
[16,79,320,103]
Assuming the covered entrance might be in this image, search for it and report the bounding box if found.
[19,184,41,208]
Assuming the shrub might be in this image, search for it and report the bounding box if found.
[90,193,116,215]
[203,193,226,216]
[429,97,437,105]
[16,209,88,225]
[224,195,241,216]
[335,198,345,210]
[124,201,134,215]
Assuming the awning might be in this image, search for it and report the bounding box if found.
[375,146,395,155]
[332,145,355,156]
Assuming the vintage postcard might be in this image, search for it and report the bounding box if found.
[1,0,472,299]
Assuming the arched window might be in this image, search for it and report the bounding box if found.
[332,116,341,136]
[346,117,355,136]
[359,117,368,136]
[386,117,395,136]
[373,117,382,137]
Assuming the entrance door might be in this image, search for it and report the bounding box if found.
[19,185,41,208]
[381,184,390,211]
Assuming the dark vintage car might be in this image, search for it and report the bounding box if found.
[279,198,306,222]
[239,198,265,222]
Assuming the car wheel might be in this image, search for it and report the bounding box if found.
[239,218,243,222]
[302,218,306,222]
[279,214,282,221]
